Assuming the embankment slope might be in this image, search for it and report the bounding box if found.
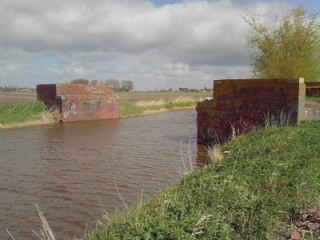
[85,121,320,240]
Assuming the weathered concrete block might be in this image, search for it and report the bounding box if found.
[197,78,306,144]
[36,84,119,122]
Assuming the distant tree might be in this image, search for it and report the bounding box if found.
[244,7,320,81]
[103,79,121,91]
[70,79,89,85]
[179,88,188,92]
[90,80,98,85]
[121,80,134,92]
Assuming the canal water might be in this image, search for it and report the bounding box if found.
[0,111,204,240]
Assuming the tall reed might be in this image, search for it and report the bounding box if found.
[0,101,48,125]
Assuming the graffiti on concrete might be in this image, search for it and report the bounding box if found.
[63,101,78,120]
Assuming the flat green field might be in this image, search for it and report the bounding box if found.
[0,91,36,105]
[116,91,211,103]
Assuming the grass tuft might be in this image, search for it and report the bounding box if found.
[208,145,224,163]
[33,204,56,240]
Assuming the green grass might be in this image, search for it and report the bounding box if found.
[0,101,48,125]
[85,121,320,240]
[120,100,196,117]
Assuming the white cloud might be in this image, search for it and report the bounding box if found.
[0,0,292,89]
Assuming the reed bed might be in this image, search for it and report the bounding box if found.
[0,101,55,127]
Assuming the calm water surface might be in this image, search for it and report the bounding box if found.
[0,111,202,240]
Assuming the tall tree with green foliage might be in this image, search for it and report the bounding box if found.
[245,7,320,81]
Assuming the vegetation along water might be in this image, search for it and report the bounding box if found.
[0,101,55,128]
[0,92,207,128]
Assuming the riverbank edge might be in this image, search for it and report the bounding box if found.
[120,105,195,118]
[0,101,57,130]
[84,121,320,239]
[0,104,196,129]
[0,120,52,129]
[0,114,56,129]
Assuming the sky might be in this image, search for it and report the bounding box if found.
[0,0,319,90]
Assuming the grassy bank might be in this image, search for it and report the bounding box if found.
[120,97,197,117]
[85,121,320,240]
[0,101,55,128]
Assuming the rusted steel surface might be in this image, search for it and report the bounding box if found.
[36,84,119,122]
[196,78,306,144]
[306,82,320,97]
